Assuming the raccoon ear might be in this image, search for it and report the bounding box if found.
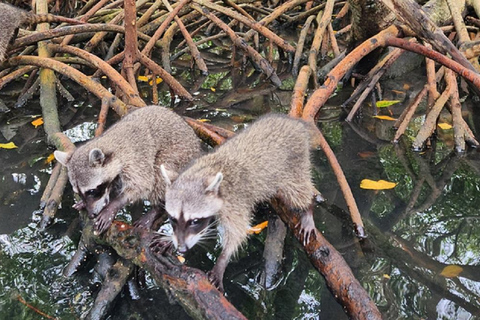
[205,172,223,195]
[54,150,72,166]
[89,148,105,166]
[160,164,178,186]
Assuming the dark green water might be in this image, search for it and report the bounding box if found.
[1,67,480,319]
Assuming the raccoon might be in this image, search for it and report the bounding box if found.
[54,105,202,234]
[159,114,317,291]
[0,3,82,62]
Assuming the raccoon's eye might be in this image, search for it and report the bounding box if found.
[189,219,201,226]
[85,189,99,197]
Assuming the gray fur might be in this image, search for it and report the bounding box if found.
[0,3,81,62]
[55,105,202,228]
[163,114,316,289]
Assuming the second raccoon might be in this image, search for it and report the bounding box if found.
[159,114,317,291]
[55,105,202,234]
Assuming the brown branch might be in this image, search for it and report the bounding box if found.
[289,65,312,118]
[308,0,335,87]
[292,15,316,77]
[123,0,140,94]
[191,4,281,86]
[137,51,193,101]
[393,85,428,143]
[49,44,145,107]
[191,0,295,53]
[3,56,129,116]
[162,0,208,75]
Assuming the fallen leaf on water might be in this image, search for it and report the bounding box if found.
[403,83,411,90]
[360,179,397,190]
[248,221,268,234]
[211,87,216,92]
[177,255,185,263]
[149,77,163,85]
[391,90,405,94]
[358,151,375,158]
[0,142,18,149]
[375,100,400,108]
[383,274,391,279]
[198,119,211,122]
[438,123,453,130]
[440,265,463,278]
[373,115,397,121]
[31,117,44,128]
[45,153,55,164]
[137,75,149,82]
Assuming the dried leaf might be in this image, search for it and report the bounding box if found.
[403,83,410,90]
[440,265,463,278]
[391,90,405,94]
[45,153,55,164]
[248,221,268,234]
[149,77,163,85]
[373,115,397,121]
[360,179,397,190]
[31,117,44,128]
[438,123,453,130]
[0,142,18,149]
[177,256,185,263]
[375,100,400,108]
[358,151,375,158]
[137,75,149,82]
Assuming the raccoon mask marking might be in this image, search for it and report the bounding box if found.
[161,165,223,253]
[54,148,121,218]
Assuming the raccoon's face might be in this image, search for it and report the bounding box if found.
[161,166,223,254]
[55,147,122,218]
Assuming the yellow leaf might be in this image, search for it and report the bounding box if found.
[375,100,400,108]
[211,87,216,92]
[373,115,397,121]
[0,142,18,149]
[198,119,211,122]
[149,77,163,85]
[440,265,463,278]
[403,83,410,90]
[248,221,268,234]
[45,153,55,164]
[383,274,391,279]
[137,75,149,82]
[31,117,44,128]
[360,179,397,190]
[177,255,185,263]
[438,123,453,130]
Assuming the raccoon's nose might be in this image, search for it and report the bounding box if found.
[177,244,188,254]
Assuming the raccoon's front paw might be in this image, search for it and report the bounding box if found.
[207,270,224,293]
[149,234,173,255]
[296,213,316,246]
[72,200,86,211]
[93,212,115,235]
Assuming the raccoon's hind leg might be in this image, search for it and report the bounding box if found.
[277,186,316,246]
[94,195,128,234]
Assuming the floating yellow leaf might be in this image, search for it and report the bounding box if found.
[383,274,391,279]
[0,142,18,149]
[375,100,400,108]
[137,75,149,82]
[177,255,185,263]
[198,119,211,122]
[45,153,55,164]
[438,123,453,130]
[373,115,397,121]
[360,179,397,190]
[31,117,44,128]
[211,87,216,92]
[440,265,463,278]
[248,221,268,234]
[149,77,163,85]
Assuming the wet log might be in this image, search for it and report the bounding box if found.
[97,221,248,320]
